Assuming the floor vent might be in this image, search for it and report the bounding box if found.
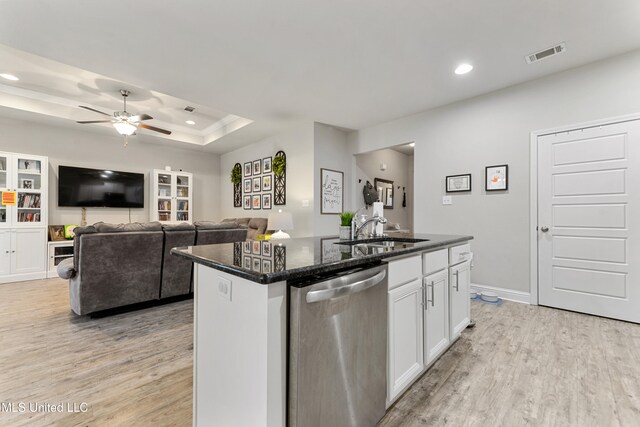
[525,43,566,64]
[184,106,196,112]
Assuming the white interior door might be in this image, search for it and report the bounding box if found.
[538,120,640,323]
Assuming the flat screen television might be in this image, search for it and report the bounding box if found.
[58,166,145,208]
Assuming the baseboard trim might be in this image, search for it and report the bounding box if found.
[470,283,530,304]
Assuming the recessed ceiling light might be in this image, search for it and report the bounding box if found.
[0,73,19,81]
[454,64,473,75]
[185,120,196,125]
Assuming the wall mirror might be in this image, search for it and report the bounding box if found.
[374,178,394,209]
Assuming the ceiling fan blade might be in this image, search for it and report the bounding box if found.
[138,123,172,135]
[129,113,153,122]
[76,120,113,124]
[79,105,111,116]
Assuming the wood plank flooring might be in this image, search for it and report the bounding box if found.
[1,278,639,426]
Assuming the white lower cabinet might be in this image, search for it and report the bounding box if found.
[423,269,450,366]
[449,260,471,340]
[387,277,424,404]
[0,228,46,283]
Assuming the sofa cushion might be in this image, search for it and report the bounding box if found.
[73,225,98,236]
[194,221,245,230]
[162,223,196,231]
[246,218,268,240]
[94,221,163,233]
[222,217,251,226]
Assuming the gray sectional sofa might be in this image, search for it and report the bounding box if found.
[58,218,266,315]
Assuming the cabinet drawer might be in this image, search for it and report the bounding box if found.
[449,243,471,265]
[422,249,448,276]
[387,255,421,290]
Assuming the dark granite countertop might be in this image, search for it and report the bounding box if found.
[171,233,473,284]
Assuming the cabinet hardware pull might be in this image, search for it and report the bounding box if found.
[454,271,459,291]
[431,281,435,307]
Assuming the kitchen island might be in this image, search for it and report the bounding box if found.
[172,233,473,427]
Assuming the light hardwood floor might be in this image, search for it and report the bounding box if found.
[1,279,639,426]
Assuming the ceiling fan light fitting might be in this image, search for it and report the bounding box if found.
[113,121,137,136]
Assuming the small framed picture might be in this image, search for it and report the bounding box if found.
[262,193,272,210]
[262,174,272,191]
[263,157,272,173]
[243,241,251,254]
[252,257,262,272]
[244,179,252,194]
[253,160,261,175]
[253,177,261,192]
[485,164,508,191]
[48,225,65,241]
[252,240,261,255]
[262,259,272,274]
[243,256,251,269]
[446,174,472,193]
[262,241,272,256]
[243,195,251,210]
[252,195,261,210]
[244,162,252,177]
[21,178,34,190]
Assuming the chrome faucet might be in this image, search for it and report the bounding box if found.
[353,213,387,239]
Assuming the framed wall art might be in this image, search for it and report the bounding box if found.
[446,174,472,193]
[485,164,508,191]
[253,160,261,175]
[244,179,252,194]
[252,194,261,209]
[262,193,272,210]
[243,195,251,210]
[244,162,252,177]
[263,157,272,173]
[253,177,261,192]
[320,168,343,214]
[262,175,272,191]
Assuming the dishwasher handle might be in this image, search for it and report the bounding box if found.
[306,269,386,303]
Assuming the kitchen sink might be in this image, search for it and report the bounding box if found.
[335,237,430,246]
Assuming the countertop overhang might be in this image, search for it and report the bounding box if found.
[171,233,473,284]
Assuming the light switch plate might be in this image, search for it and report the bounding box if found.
[442,196,452,205]
[217,276,232,301]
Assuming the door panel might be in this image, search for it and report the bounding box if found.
[449,261,470,340]
[387,279,423,403]
[12,229,46,274]
[0,230,10,276]
[538,120,640,323]
[424,269,449,366]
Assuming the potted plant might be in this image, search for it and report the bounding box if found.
[230,164,242,185]
[272,154,286,176]
[339,211,354,240]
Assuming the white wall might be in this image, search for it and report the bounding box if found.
[349,49,640,294]
[0,117,221,225]
[219,122,315,237]
[355,148,413,230]
[313,123,352,236]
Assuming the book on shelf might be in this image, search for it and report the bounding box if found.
[17,193,41,208]
[158,200,171,210]
[18,212,41,222]
[159,212,171,221]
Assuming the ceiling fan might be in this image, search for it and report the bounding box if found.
[76,89,172,146]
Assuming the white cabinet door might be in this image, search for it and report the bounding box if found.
[424,269,450,366]
[0,230,11,276]
[388,278,424,403]
[11,229,46,274]
[449,261,471,340]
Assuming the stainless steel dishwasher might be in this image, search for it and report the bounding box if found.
[289,263,388,427]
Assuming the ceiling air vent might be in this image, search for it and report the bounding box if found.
[525,43,566,64]
[184,106,196,113]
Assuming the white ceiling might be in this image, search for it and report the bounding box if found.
[1,0,639,153]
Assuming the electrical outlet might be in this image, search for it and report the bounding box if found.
[442,196,452,205]
[218,277,232,301]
